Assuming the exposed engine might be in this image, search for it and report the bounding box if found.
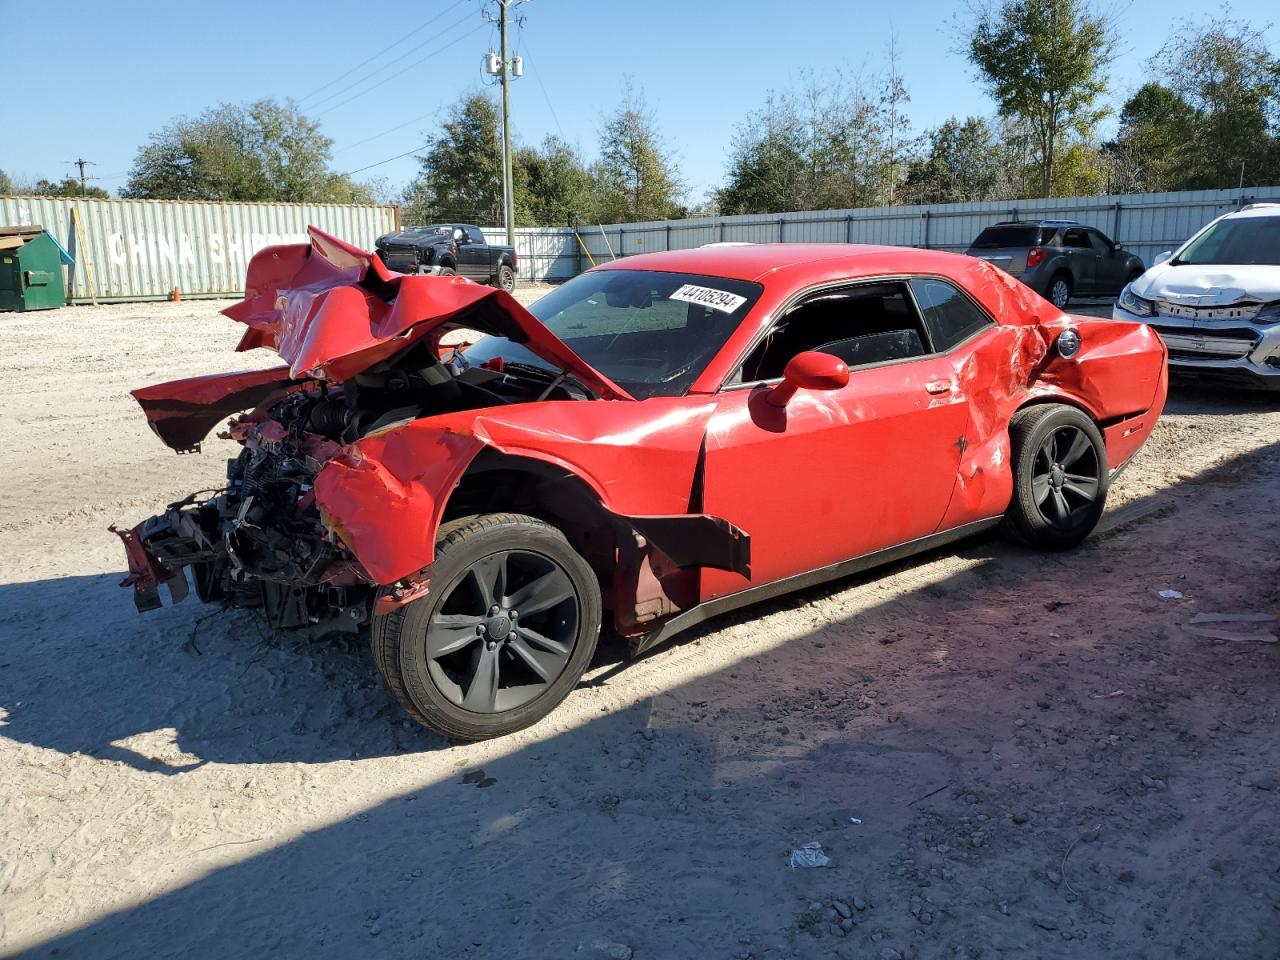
[117,341,588,635]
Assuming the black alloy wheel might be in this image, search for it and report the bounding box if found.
[1031,424,1102,530]
[1004,404,1109,549]
[426,548,579,712]
[370,513,601,740]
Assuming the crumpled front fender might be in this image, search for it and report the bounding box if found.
[313,399,729,587]
[313,427,488,586]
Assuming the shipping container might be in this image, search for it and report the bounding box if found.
[0,196,399,303]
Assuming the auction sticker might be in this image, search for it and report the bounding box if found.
[670,284,747,314]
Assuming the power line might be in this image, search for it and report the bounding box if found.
[333,108,443,155]
[343,142,432,177]
[312,14,482,116]
[296,0,471,105]
[517,37,566,143]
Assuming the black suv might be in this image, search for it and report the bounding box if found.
[966,220,1145,309]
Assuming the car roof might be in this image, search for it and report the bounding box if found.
[1223,203,1280,220]
[989,219,1078,227]
[592,243,977,284]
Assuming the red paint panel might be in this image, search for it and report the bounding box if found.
[131,366,295,451]
[223,227,631,400]
[311,398,720,584]
[313,428,487,585]
[700,357,968,599]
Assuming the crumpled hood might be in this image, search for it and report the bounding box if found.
[223,227,630,399]
[1133,261,1280,306]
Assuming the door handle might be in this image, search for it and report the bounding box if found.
[925,380,954,395]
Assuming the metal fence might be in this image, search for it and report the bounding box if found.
[0,196,400,303]
[13,188,1273,300]
[499,186,1280,283]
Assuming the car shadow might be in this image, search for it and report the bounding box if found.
[8,440,1280,959]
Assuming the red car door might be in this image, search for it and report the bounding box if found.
[698,281,969,601]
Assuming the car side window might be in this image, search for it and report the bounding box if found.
[738,282,929,382]
[909,278,994,352]
[1063,228,1090,249]
[1086,230,1112,253]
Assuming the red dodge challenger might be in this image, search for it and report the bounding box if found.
[116,229,1167,739]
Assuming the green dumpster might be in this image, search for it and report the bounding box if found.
[0,226,70,311]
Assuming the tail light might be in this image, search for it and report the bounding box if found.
[1026,247,1046,268]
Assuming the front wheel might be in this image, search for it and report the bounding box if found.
[1004,405,1108,549]
[494,264,515,292]
[371,513,601,740]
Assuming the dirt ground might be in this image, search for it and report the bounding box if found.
[2,290,1279,960]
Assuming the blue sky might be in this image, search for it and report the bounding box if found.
[2,0,1274,204]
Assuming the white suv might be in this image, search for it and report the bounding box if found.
[1113,203,1280,388]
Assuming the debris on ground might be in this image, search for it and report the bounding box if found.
[789,842,831,868]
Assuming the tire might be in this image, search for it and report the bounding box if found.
[370,513,601,740]
[494,263,515,292]
[1003,404,1108,549]
[437,264,456,277]
[1046,273,1072,309]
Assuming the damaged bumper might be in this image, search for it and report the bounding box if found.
[1114,304,1280,389]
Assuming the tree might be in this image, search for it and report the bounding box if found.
[1105,83,1197,192]
[31,177,110,199]
[965,0,1115,195]
[124,98,364,202]
[403,92,503,225]
[1153,18,1280,188]
[514,135,596,226]
[594,84,684,222]
[0,169,12,194]
[716,72,910,215]
[901,117,1004,203]
[717,92,809,214]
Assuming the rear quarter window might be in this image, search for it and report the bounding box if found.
[910,278,994,352]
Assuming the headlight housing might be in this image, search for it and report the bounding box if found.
[1118,283,1155,318]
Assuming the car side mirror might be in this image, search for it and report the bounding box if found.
[766,351,850,407]
[1153,250,1172,266]
[1113,242,1123,251]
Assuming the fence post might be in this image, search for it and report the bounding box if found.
[1111,203,1122,245]
[921,210,931,249]
[665,223,671,251]
[845,214,853,243]
[778,218,785,242]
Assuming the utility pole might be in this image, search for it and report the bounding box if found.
[68,158,96,195]
[498,0,516,247]
[485,1,525,247]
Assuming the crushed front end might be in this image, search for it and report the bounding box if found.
[115,385,374,635]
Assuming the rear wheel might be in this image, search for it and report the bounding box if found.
[1047,273,1072,309]
[494,264,515,292]
[371,513,601,740]
[437,264,456,277]
[1004,404,1108,549]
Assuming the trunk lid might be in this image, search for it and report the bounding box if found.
[225,227,631,400]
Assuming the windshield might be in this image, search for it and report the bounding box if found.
[462,270,763,399]
[1176,216,1280,266]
